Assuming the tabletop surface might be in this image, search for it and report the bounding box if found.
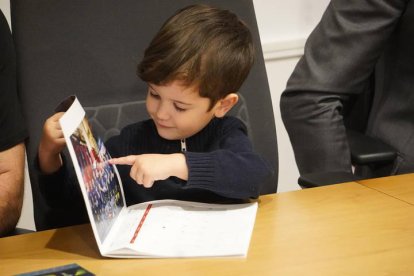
[1,174,413,276]
[358,173,414,204]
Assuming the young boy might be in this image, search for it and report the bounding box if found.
[37,4,272,217]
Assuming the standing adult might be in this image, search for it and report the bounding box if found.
[280,0,414,180]
[0,9,28,236]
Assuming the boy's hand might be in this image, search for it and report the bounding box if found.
[109,153,188,188]
[38,112,66,174]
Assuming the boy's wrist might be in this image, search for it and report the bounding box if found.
[38,150,63,175]
[171,153,188,181]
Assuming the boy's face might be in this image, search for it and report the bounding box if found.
[146,81,219,140]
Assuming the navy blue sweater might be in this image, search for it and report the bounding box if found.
[39,116,272,212]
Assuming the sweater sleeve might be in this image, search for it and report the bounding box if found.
[36,153,85,212]
[183,118,272,199]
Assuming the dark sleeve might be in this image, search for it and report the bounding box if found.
[184,118,272,199]
[36,153,86,212]
[280,0,408,174]
[0,11,27,151]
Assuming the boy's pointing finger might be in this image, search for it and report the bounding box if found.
[109,156,136,165]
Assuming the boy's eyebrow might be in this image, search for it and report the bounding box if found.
[148,84,157,91]
[174,100,192,105]
[148,84,193,106]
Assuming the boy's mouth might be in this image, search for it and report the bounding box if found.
[155,121,173,129]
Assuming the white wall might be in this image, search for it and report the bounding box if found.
[0,0,9,24]
[253,0,329,45]
[1,0,330,230]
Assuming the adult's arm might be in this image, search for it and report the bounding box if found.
[0,10,28,236]
[280,0,408,174]
[0,143,25,236]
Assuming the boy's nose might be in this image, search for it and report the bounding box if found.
[155,102,170,120]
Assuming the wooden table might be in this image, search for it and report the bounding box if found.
[358,173,414,204]
[1,174,414,275]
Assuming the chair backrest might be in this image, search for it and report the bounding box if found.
[12,0,278,230]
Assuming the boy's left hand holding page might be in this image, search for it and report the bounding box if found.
[38,112,66,174]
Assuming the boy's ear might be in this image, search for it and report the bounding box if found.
[214,93,239,118]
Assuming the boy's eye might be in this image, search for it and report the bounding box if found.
[174,103,186,112]
[149,90,160,99]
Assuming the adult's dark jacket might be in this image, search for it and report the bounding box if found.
[280,0,414,178]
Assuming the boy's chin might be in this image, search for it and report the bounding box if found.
[156,129,180,141]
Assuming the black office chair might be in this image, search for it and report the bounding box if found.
[298,87,397,188]
[12,0,278,230]
[298,133,397,188]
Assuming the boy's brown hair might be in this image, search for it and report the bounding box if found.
[138,4,255,109]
